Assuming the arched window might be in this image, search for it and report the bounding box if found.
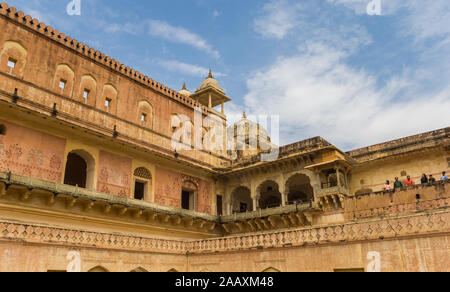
[257,181,282,209]
[133,167,152,201]
[64,150,95,189]
[0,124,6,135]
[286,174,314,204]
[231,186,253,213]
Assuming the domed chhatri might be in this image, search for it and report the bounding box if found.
[196,69,225,94]
[178,82,192,97]
[190,69,231,112]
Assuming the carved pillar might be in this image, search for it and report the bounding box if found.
[280,186,287,206]
[336,166,341,188]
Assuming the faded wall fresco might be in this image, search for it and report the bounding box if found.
[0,120,66,182]
[97,150,132,197]
[155,167,212,214]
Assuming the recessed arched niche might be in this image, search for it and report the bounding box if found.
[137,100,153,129]
[54,64,75,97]
[78,74,97,105]
[101,83,118,113]
[0,40,28,77]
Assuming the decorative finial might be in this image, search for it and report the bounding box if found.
[208,69,213,78]
[182,82,187,90]
[243,111,247,119]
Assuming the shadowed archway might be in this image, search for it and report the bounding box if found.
[258,181,281,209]
[64,150,95,189]
[286,174,314,204]
[231,186,253,213]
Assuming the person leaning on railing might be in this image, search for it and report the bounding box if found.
[394,177,403,190]
[405,176,415,187]
[429,174,436,184]
[384,180,393,191]
[421,174,429,185]
[442,171,448,182]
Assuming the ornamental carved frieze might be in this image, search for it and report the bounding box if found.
[0,211,447,255]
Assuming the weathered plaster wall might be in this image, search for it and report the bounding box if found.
[97,150,132,197]
[0,233,447,272]
[0,242,186,272]
[0,119,66,182]
[349,149,449,194]
[154,166,212,213]
[186,235,449,272]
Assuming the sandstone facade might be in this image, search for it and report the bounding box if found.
[0,2,449,272]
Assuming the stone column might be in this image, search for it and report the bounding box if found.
[336,166,341,187]
[281,187,287,206]
[253,197,258,211]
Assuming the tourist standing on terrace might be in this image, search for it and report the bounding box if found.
[405,176,415,187]
[384,180,393,191]
[442,172,448,181]
[421,174,429,185]
[394,177,403,190]
[429,175,436,184]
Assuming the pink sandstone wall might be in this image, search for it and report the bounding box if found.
[0,120,66,182]
[0,14,206,140]
[97,150,132,197]
[154,166,212,214]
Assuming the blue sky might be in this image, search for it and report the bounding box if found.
[6,0,450,150]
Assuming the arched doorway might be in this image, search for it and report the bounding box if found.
[63,150,95,189]
[258,181,281,209]
[168,268,179,272]
[88,266,109,272]
[262,267,281,272]
[130,267,148,272]
[286,174,314,204]
[231,186,253,213]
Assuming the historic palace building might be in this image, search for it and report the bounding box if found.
[0,2,449,272]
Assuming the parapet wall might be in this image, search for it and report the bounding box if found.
[348,127,450,163]
[344,181,450,219]
[0,2,207,114]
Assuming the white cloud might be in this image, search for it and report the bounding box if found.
[213,10,220,19]
[242,42,450,149]
[254,0,303,39]
[157,60,225,78]
[102,22,140,35]
[246,0,450,149]
[326,0,403,15]
[148,20,220,58]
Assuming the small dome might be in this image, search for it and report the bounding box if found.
[178,82,191,97]
[196,70,225,94]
